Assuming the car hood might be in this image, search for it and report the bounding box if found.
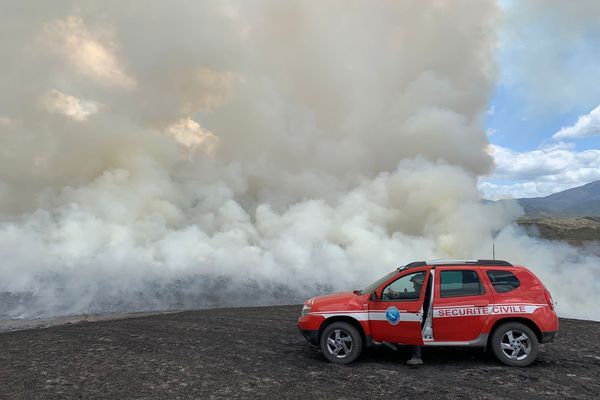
[308,291,367,312]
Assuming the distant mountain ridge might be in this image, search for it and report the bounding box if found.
[501,180,600,217]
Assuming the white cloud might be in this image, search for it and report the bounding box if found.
[42,89,98,121]
[479,180,573,200]
[553,105,600,140]
[479,143,600,199]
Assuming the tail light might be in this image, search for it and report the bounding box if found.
[544,289,554,310]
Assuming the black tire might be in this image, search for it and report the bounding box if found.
[491,322,539,367]
[320,322,363,364]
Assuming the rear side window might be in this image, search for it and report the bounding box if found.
[440,270,484,298]
[487,270,520,293]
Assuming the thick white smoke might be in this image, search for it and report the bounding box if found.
[0,1,598,320]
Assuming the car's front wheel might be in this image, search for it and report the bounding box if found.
[320,322,362,364]
[491,322,539,367]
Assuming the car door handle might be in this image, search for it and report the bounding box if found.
[473,302,489,307]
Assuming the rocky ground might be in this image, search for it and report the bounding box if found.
[1,305,599,399]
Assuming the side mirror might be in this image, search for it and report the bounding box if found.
[369,292,378,302]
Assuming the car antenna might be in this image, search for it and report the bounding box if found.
[492,243,496,260]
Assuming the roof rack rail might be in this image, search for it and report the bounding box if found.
[398,259,513,271]
[397,261,426,271]
[427,258,476,265]
[474,259,513,266]
[426,259,513,266]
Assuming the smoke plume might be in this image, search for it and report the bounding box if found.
[0,1,598,320]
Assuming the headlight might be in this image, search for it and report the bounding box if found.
[300,305,311,317]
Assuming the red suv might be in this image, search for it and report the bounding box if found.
[298,259,558,366]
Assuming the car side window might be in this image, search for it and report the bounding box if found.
[486,270,521,293]
[440,270,484,298]
[381,271,426,301]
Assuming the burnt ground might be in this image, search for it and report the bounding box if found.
[0,306,599,400]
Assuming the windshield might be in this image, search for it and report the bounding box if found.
[360,270,398,294]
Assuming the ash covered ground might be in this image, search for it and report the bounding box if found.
[0,305,599,399]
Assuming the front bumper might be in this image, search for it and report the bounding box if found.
[297,312,325,346]
[541,330,559,343]
[299,326,319,346]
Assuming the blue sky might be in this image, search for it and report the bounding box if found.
[486,86,600,152]
[479,1,600,199]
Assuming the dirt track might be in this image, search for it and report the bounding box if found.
[1,305,599,399]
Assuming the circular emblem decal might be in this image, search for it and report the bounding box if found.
[386,306,401,325]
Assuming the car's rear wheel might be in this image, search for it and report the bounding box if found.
[320,322,362,364]
[491,322,539,367]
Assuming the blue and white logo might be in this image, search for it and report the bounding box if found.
[385,306,401,325]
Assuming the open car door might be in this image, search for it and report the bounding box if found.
[368,268,430,345]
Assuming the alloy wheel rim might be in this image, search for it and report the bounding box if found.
[326,328,353,358]
[500,329,531,361]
